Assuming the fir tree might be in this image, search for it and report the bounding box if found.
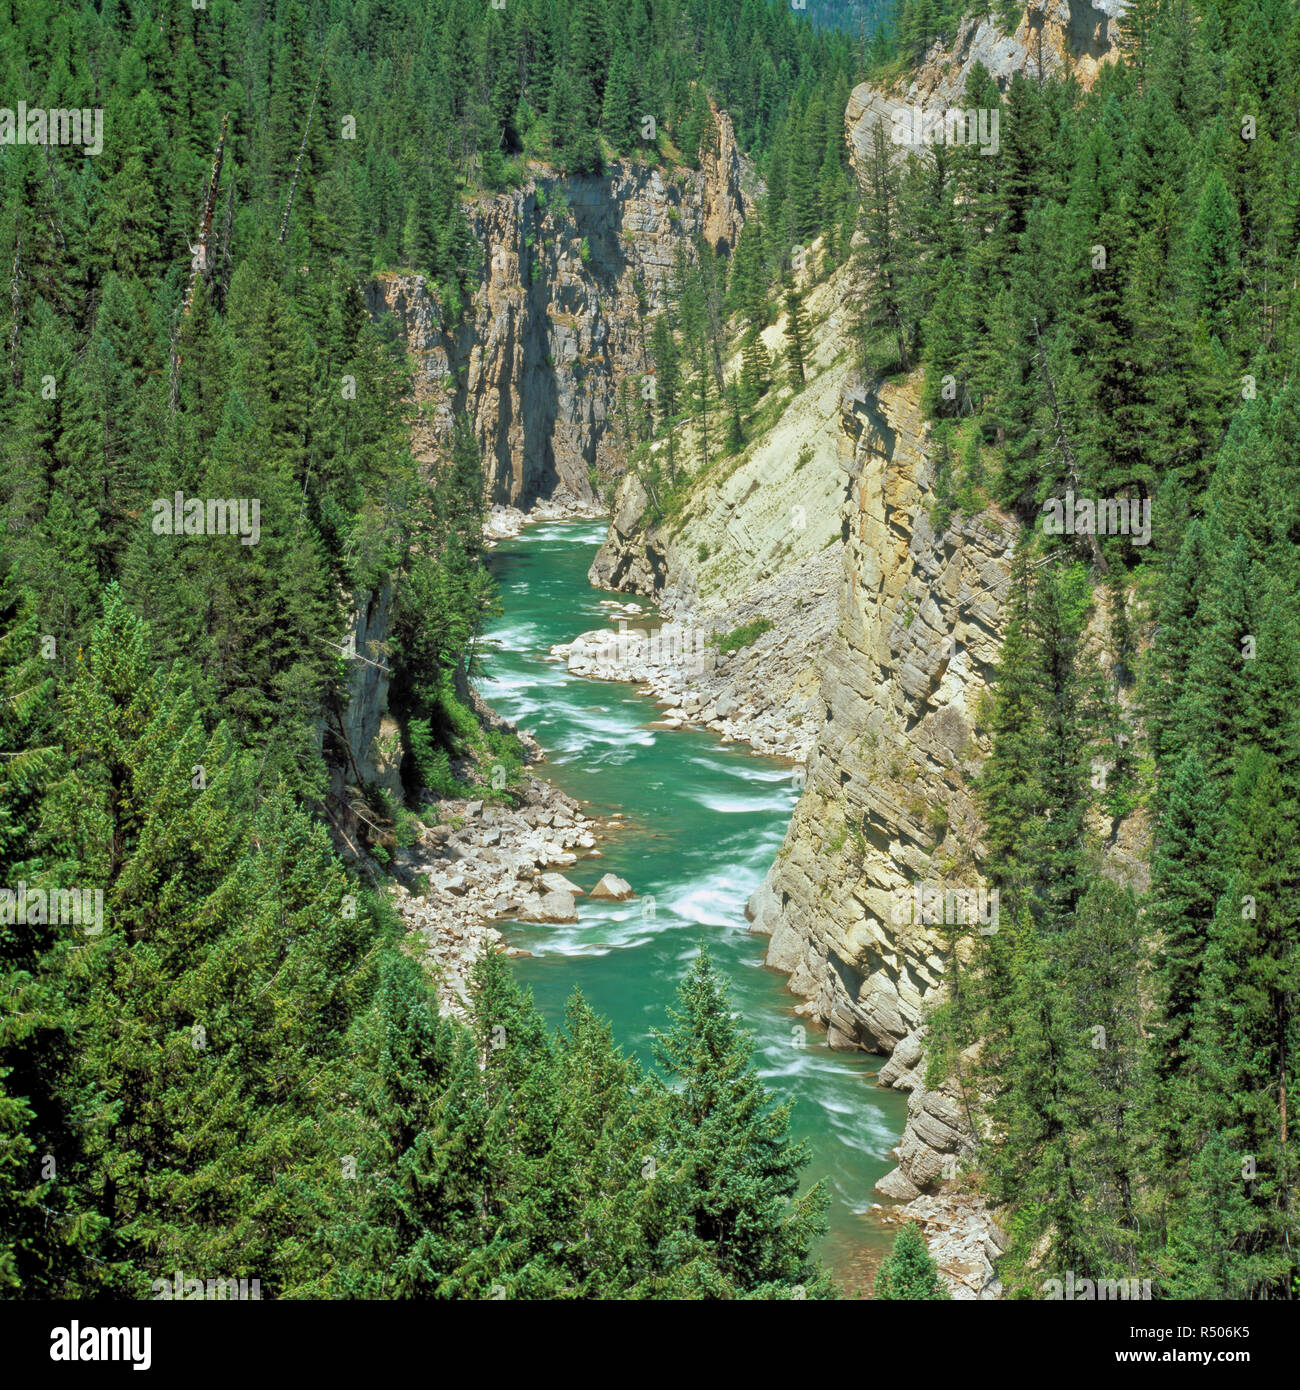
[874,1222,950,1299]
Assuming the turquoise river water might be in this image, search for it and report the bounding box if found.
[479,519,907,1293]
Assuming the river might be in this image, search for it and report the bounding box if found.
[478,518,908,1294]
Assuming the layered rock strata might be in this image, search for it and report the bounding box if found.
[845,0,1128,174]
[368,110,751,508]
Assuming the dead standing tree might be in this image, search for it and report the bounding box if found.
[278,54,327,246]
[170,112,229,411]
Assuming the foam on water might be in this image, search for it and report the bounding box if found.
[695,789,791,815]
[480,519,909,1288]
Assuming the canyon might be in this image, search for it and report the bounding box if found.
[337,1,1140,1298]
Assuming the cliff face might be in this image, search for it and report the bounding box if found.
[748,377,1016,1057]
[580,252,867,759]
[328,113,750,826]
[591,258,856,610]
[367,109,751,509]
[846,0,1128,169]
[741,375,1017,1300]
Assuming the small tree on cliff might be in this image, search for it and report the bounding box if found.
[739,327,770,407]
[874,1222,951,1299]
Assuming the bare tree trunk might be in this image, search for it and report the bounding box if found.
[9,230,22,390]
[278,57,326,246]
[183,113,229,320]
[172,114,229,410]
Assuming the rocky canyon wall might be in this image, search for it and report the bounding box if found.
[845,0,1128,165]
[744,377,1019,1298]
[366,109,751,510]
[747,377,1016,1059]
[326,112,750,822]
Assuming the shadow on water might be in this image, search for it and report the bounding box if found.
[480,520,908,1293]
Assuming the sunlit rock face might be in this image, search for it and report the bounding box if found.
[847,0,1129,175]
[367,106,751,509]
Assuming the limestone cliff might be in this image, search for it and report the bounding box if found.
[581,251,863,758]
[748,376,1016,1057]
[367,108,751,509]
[846,0,1128,168]
[745,378,1017,1298]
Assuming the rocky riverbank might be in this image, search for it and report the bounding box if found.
[392,773,615,1022]
[483,492,605,546]
[893,1192,1005,1300]
[552,543,841,761]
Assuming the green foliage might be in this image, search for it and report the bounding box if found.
[874,1223,950,1299]
[647,949,831,1296]
[709,618,774,654]
[0,601,828,1303]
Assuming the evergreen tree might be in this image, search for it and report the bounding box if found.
[784,285,810,388]
[650,949,831,1297]
[874,1222,950,1299]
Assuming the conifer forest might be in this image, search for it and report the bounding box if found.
[0,0,1296,1358]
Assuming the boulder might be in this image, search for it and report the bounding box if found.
[538,871,582,896]
[520,890,578,924]
[875,1167,923,1201]
[589,873,635,901]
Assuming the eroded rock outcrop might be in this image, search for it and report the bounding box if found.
[740,372,1016,1299]
[368,108,752,509]
[331,113,750,841]
[322,583,404,847]
[748,374,1016,1048]
[846,0,1128,173]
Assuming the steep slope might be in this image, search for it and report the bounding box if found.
[846,0,1128,161]
[582,2,1141,1298]
[327,114,752,826]
[748,376,1015,1060]
[368,109,752,512]
[746,371,1015,1297]
[577,250,864,759]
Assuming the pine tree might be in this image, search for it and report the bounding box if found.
[1187,166,1242,343]
[874,1222,950,1299]
[784,285,810,388]
[1166,750,1299,1298]
[650,948,830,1296]
[601,48,638,153]
[739,328,770,407]
[855,121,909,372]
